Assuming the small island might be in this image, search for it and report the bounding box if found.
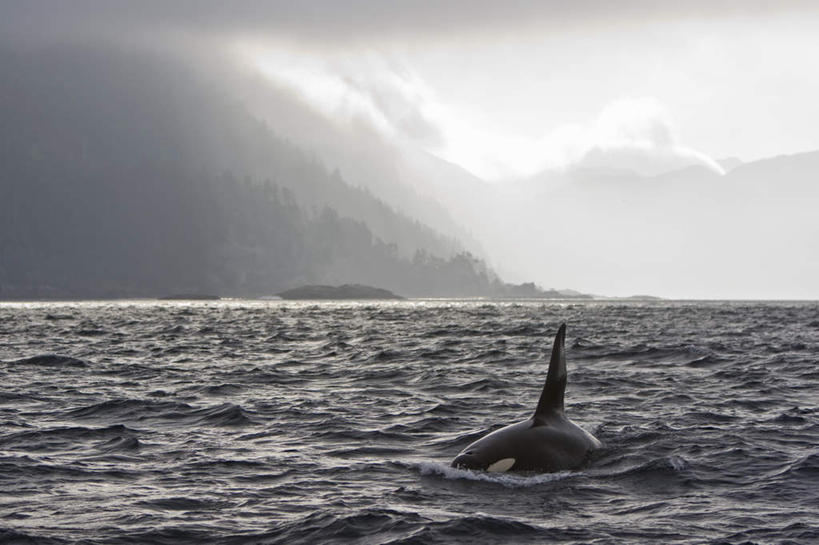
[500,282,594,299]
[277,284,404,300]
[158,294,221,300]
[621,294,663,301]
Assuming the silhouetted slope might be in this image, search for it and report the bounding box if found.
[278,284,403,300]
[0,44,509,298]
[488,152,819,298]
[0,44,458,249]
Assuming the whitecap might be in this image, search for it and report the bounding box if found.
[409,461,577,488]
[667,455,688,471]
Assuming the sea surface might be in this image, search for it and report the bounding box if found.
[0,300,817,544]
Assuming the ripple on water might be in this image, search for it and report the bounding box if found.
[0,300,817,544]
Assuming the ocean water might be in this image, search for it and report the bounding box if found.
[0,300,817,544]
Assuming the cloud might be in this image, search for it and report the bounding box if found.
[0,2,751,181]
[245,44,443,148]
[425,96,724,180]
[592,97,674,148]
[338,61,444,146]
[242,41,722,181]
[2,0,810,182]
[572,97,725,176]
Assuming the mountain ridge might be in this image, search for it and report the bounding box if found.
[0,43,573,299]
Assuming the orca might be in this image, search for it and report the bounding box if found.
[451,323,600,473]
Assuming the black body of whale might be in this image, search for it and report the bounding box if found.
[451,324,601,473]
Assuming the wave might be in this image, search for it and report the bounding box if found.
[597,455,690,478]
[0,528,71,544]
[0,391,46,403]
[136,496,230,512]
[200,383,243,396]
[384,416,454,434]
[0,424,140,452]
[75,328,109,337]
[96,434,141,453]
[0,455,138,483]
[778,452,819,479]
[422,327,487,338]
[8,354,89,368]
[64,398,192,420]
[254,509,426,545]
[64,399,255,427]
[189,403,255,427]
[44,313,74,321]
[716,522,819,545]
[406,461,577,488]
[396,516,577,544]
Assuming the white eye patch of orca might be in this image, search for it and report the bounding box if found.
[487,458,516,472]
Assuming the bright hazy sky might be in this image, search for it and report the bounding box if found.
[6,1,819,180]
[247,6,819,179]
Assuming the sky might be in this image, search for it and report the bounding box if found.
[6,1,819,180]
[4,1,819,298]
[235,3,819,179]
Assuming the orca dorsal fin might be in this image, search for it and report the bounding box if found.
[534,323,567,418]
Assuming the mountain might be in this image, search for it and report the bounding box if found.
[716,157,744,173]
[0,44,515,299]
[478,152,819,298]
[221,59,485,257]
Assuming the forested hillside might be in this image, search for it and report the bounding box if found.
[1,163,502,297]
[0,44,509,298]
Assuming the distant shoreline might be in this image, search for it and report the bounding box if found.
[3,296,818,304]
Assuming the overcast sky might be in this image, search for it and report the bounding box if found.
[4,1,818,298]
[6,1,819,180]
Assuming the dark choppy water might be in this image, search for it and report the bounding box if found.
[1,300,817,544]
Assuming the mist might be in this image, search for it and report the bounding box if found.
[2,2,818,299]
